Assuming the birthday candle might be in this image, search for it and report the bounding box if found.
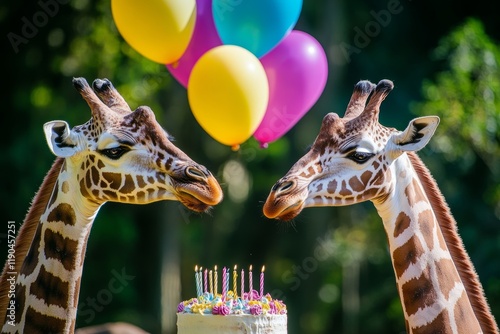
[198,267,203,296]
[214,266,218,295]
[249,265,253,300]
[204,268,208,293]
[260,266,265,297]
[241,268,244,299]
[209,270,213,294]
[198,266,203,297]
[233,265,238,297]
[225,267,229,296]
[222,267,227,297]
[195,265,200,297]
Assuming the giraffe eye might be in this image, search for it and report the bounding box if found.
[100,146,130,160]
[347,151,374,164]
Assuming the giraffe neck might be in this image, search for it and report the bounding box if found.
[1,158,101,334]
[374,152,497,334]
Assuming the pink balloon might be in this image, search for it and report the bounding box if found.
[253,30,328,147]
[166,0,222,87]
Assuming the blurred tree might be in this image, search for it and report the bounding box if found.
[415,19,500,177]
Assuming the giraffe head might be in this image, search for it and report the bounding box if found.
[43,77,223,211]
[263,79,440,220]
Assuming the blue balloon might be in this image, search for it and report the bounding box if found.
[212,0,302,58]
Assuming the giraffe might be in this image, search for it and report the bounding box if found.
[263,79,499,334]
[0,77,223,334]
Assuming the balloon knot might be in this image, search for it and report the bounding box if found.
[231,144,240,151]
[171,61,179,69]
[259,142,269,149]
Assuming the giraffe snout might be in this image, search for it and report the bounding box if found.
[263,178,306,220]
[174,164,223,211]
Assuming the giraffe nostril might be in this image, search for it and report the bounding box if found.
[186,166,207,180]
[276,180,295,194]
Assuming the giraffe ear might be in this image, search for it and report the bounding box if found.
[391,116,440,152]
[43,121,81,157]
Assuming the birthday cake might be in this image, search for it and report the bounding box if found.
[176,266,287,334]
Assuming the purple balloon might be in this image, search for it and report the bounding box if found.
[253,30,328,147]
[166,0,222,87]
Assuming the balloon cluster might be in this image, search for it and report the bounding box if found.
[112,0,328,149]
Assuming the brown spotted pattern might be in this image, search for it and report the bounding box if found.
[388,178,481,333]
[29,265,69,309]
[47,203,76,226]
[20,224,42,278]
[10,191,87,334]
[263,80,495,333]
[24,306,66,334]
[43,229,78,272]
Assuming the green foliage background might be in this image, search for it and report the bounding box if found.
[1,1,499,333]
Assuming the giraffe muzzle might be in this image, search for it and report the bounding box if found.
[174,165,223,212]
[263,179,306,221]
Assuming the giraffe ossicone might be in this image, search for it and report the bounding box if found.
[0,77,223,333]
[264,79,499,334]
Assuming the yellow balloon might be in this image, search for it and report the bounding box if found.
[188,45,269,148]
[111,0,196,64]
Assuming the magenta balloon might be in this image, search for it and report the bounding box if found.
[253,31,328,147]
[166,0,222,87]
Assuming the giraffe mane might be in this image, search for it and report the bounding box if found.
[407,152,499,333]
[0,157,64,324]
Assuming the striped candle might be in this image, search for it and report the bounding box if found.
[233,265,237,297]
[204,268,208,293]
[209,270,213,294]
[225,267,229,295]
[241,268,244,298]
[214,266,218,295]
[260,266,265,297]
[195,265,201,297]
[222,267,227,296]
[249,265,253,300]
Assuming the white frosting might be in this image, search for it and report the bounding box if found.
[177,313,287,334]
